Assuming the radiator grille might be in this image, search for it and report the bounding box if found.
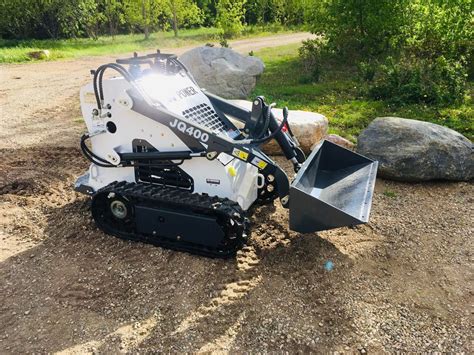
[182,103,228,134]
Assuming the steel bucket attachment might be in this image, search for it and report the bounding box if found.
[290,140,378,233]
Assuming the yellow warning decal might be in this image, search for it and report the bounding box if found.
[251,157,268,170]
[257,160,268,169]
[232,148,249,161]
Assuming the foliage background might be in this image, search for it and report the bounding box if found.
[0,0,308,40]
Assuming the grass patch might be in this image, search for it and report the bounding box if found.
[252,44,474,141]
[0,26,299,64]
[383,189,397,198]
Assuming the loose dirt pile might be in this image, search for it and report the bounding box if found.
[0,38,472,352]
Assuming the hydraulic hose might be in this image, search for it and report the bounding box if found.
[256,103,274,139]
[99,63,133,101]
[247,106,289,145]
[80,134,116,168]
[94,63,133,110]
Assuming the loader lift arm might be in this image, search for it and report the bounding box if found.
[127,89,291,207]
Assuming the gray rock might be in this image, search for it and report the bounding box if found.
[357,117,473,181]
[179,47,264,99]
[320,134,354,150]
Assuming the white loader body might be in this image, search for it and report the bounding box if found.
[79,75,258,210]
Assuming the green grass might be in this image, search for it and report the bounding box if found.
[252,44,474,141]
[383,189,398,198]
[0,25,298,64]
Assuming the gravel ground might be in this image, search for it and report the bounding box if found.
[0,35,472,352]
[0,149,472,353]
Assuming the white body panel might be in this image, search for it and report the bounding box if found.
[79,76,258,210]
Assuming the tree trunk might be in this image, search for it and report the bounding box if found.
[171,0,178,37]
[172,16,178,37]
[142,0,150,40]
[357,0,365,48]
[109,20,114,38]
[144,25,150,39]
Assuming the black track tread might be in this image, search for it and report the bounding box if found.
[91,181,250,258]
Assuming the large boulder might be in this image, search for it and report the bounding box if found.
[357,117,473,181]
[179,47,264,99]
[229,99,328,155]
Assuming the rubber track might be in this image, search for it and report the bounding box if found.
[91,181,250,258]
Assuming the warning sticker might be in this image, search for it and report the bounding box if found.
[251,157,268,170]
[232,148,249,161]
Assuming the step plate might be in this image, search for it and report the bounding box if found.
[135,205,224,248]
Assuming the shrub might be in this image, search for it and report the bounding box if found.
[305,0,407,57]
[298,38,329,82]
[368,55,467,106]
[401,0,473,62]
[305,0,472,63]
[358,61,377,82]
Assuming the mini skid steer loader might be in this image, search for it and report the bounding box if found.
[75,51,378,257]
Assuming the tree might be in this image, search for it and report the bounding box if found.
[57,0,99,39]
[124,0,166,39]
[244,0,309,26]
[402,0,473,60]
[196,0,218,27]
[122,0,201,39]
[0,0,34,39]
[216,0,246,38]
[0,0,99,39]
[167,0,203,37]
[100,0,124,37]
[281,0,310,25]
